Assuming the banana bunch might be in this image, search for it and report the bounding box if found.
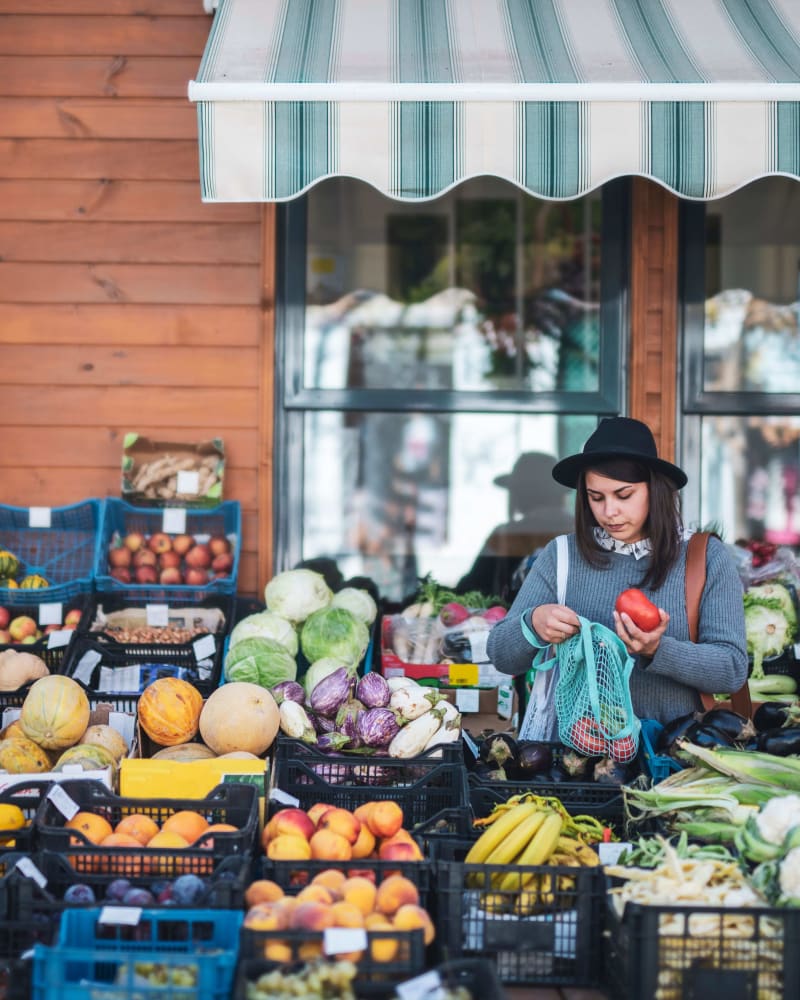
[465,796,603,915]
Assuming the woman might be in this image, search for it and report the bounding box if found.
[486,417,748,725]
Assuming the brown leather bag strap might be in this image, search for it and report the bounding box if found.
[685,531,753,718]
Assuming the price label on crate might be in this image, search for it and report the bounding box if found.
[47,629,72,649]
[146,604,169,627]
[454,688,480,713]
[38,603,62,626]
[176,470,200,495]
[396,970,444,1000]
[323,928,367,956]
[193,633,216,661]
[448,663,479,687]
[46,784,79,820]
[598,842,631,865]
[28,506,52,528]
[99,906,142,925]
[162,508,187,535]
[269,788,300,808]
[14,858,47,889]
[73,649,102,686]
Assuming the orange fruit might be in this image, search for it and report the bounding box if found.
[161,810,209,844]
[65,811,113,846]
[196,822,238,849]
[115,813,159,846]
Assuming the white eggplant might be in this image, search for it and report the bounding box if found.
[388,708,445,759]
[279,700,317,743]
[424,701,462,753]
[390,686,439,721]
[433,699,461,726]
[386,676,419,693]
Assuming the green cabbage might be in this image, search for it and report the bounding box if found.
[745,603,793,678]
[300,607,370,667]
[331,587,377,626]
[745,583,798,634]
[264,568,333,624]
[224,636,297,688]
[229,610,298,657]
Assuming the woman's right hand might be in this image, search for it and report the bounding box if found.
[532,604,581,645]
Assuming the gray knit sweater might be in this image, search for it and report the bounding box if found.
[486,534,748,724]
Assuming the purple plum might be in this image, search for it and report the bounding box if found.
[170,874,206,906]
[122,887,155,906]
[104,878,132,902]
[63,884,96,905]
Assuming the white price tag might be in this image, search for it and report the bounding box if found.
[269,788,300,808]
[193,633,216,660]
[46,784,79,820]
[38,603,62,626]
[162,508,187,534]
[98,665,140,694]
[454,689,480,713]
[598,842,630,865]
[47,629,72,649]
[15,857,47,889]
[99,906,142,925]
[176,470,200,495]
[469,631,489,663]
[323,927,367,956]
[146,604,169,627]
[395,970,444,1000]
[73,650,102,686]
[29,507,52,528]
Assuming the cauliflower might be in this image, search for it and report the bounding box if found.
[779,846,800,904]
[755,794,800,845]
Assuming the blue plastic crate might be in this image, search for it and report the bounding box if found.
[32,908,242,1000]
[639,719,683,782]
[0,499,103,606]
[94,499,241,603]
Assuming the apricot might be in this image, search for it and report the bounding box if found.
[340,875,377,917]
[378,837,423,863]
[244,879,284,907]
[114,813,159,846]
[289,900,335,932]
[393,903,435,945]
[243,901,290,932]
[197,823,238,850]
[330,900,365,929]
[298,941,324,961]
[353,802,374,826]
[295,883,335,906]
[317,807,360,845]
[66,811,113,846]
[366,801,403,839]
[365,913,399,963]
[263,940,293,963]
[266,834,312,861]
[307,802,335,827]
[375,874,420,916]
[270,807,315,842]
[309,828,352,862]
[96,832,148,876]
[146,830,192,876]
[311,868,347,897]
[351,822,376,860]
[162,810,209,844]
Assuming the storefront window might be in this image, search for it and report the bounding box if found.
[682,178,800,545]
[277,178,627,605]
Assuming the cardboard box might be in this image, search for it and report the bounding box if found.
[439,686,519,740]
[121,434,225,507]
[381,614,506,687]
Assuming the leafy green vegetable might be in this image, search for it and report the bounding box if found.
[300,607,369,667]
[224,636,297,688]
[745,603,794,678]
[414,573,504,613]
[745,582,798,635]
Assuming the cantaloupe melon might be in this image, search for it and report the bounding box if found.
[199,682,279,756]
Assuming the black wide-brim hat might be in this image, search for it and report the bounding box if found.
[552,417,687,489]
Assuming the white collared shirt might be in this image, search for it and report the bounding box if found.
[593,527,652,560]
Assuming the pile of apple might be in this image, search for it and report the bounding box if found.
[106,531,234,587]
[0,605,82,645]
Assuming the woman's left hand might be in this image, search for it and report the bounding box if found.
[613,608,669,657]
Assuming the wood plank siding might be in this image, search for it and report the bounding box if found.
[0,0,267,597]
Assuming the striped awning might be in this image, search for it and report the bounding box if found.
[189,0,800,203]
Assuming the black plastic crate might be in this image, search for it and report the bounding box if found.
[61,631,223,698]
[0,956,33,1000]
[269,740,469,828]
[411,806,475,855]
[0,594,91,674]
[83,591,233,642]
[434,837,605,988]
[256,854,434,903]
[605,893,800,1000]
[0,781,49,856]
[416,958,510,999]
[0,919,53,959]
[34,779,258,878]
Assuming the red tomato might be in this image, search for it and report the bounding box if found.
[609,735,637,762]
[569,717,607,756]
[614,588,661,631]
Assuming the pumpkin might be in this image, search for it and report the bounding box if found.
[138,676,203,747]
[0,735,51,774]
[199,682,279,756]
[0,649,49,691]
[150,742,217,762]
[79,724,128,764]
[19,675,90,750]
[19,574,49,589]
[53,744,117,774]
[0,551,20,579]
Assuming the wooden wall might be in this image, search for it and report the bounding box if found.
[0,0,267,596]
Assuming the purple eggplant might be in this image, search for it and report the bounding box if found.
[356,707,401,748]
[270,680,306,706]
[316,732,352,753]
[335,698,365,747]
[356,672,390,709]
[308,710,336,735]
[309,665,355,718]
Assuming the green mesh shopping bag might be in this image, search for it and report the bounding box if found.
[522,615,640,761]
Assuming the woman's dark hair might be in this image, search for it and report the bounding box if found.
[574,458,683,590]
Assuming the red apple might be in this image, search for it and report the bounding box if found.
[63,608,83,629]
[184,568,209,586]
[184,544,211,569]
[134,565,158,584]
[0,606,9,630]
[208,535,231,557]
[211,552,233,575]
[159,567,182,585]
[0,629,10,644]
[108,544,132,569]
[110,567,132,583]
[158,550,182,570]
[133,549,157,568]
[123,531,145,553]
[9,615,37,642]
[171,534,195,556]
[43,624,61,634]
[148,532,172,554]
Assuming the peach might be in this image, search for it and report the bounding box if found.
[340,876,377,917]
[330,900,365,929]
[353,802,374,827]
[263,940,293,963]
[266,834,312,861]
[295,884,335,906]
[309,828,352,862]
[298,941,324,962]
[171,534,195,556]
[271,807,315,842]
[63,608,83,628]
[378,837,423,863]
[366,801,403,839]
[244,879,285,907]
[365,913,399,963]
[289,900,335,932]
[351,822,376,860]
[375,874,419,916]
[393,903,435,945]
[307,802,335,827]
[318,807,360,845]
[311,869,347,897]
[243,901,290,931]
